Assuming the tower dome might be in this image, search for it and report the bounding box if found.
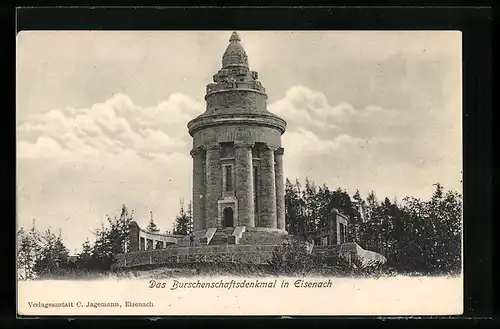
[222,32,249,68]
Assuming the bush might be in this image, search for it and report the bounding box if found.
[268,237,314,276]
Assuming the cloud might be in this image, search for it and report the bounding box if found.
[269,85,410,169]
[269,86,461,200]
[16,86,461,252]
[17,136,69,159]
[17,92,204,162]
[270,86,411,143]
[17,92,203,251]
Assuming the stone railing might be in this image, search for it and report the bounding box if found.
[199,228,217,245]
[232,226,246,244]
[113,244,277,269]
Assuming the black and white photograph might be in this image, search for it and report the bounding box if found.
[17,30,463,315]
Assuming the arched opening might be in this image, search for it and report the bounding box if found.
[223,207,234,227]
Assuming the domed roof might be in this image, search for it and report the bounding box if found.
[222,32,249,68]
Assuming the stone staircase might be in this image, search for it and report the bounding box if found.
[174,227,288,247]
[209,227,236,245]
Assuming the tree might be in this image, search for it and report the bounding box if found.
[284,178,300,235]
[33,228,69,275]
[186,201,193,233]
[303,177,318,234]
[76,238,93,270]
[378,197,394,257]
[359,191,379,252]
[316,184,332,232]
[295,179,307,239]
[17,227,31,280]
[173,199,190,235]
[351,189,366,244]
[83,204,135,270]
[147,211,160,233]
[17,223,37,280]
[426,183,462,272]
[17,219,43,280]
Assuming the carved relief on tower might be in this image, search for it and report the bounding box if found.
[225,76,237,89]
[208,67,262,95]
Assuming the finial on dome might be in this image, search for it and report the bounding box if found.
[229,32,241,43]
[222,31,248,68]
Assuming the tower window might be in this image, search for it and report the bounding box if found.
[252,146,260,158]
[225,165,233,192]
[221,143,234,158]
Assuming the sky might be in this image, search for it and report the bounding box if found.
[16,31,462,253]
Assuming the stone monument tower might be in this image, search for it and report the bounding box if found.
[188,32,287,234]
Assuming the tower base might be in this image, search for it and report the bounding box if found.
[177,226,288,247]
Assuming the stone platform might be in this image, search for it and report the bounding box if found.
[114,244,280,269]
[114,226,288,269]
[176,226,289,247]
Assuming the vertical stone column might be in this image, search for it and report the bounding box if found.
[275,147,286,230]
[260,145,277,228]
[205,144,222,228]
[235,142,255,227]
[191,148,206,231]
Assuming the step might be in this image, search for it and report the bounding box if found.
[217,227,235,235]
[209,232,234,245]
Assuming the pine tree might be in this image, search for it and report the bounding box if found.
[33,228,69,275]
[76,238,93,269]
[295,179,307,239]
[17,220,42,280]
[303,177,318,234]
[17,227,26,280]
[400,195,428,271]
[186,201,193,233]
[284,178,300,235]
[349,190,362,244]
[89,204,134,270]
[363,191,382,252]
[378,197,393,257]
[146,211,160,233]
[173,199,190,235]
[316,184,332,232]
[425,183,462,272]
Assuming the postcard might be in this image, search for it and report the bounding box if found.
[16,30,463,316]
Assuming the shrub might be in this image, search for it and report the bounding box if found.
[268,237,314,276]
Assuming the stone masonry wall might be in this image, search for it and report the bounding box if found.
[205,146,222,228]
[129,221,140,252]
[274,148,286,230]
[205,90,267,115]
[114,244,277,268]
[234,143,255,227]
[191,149,206,231]
[259,146,277,228]
[193,124,282,150]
